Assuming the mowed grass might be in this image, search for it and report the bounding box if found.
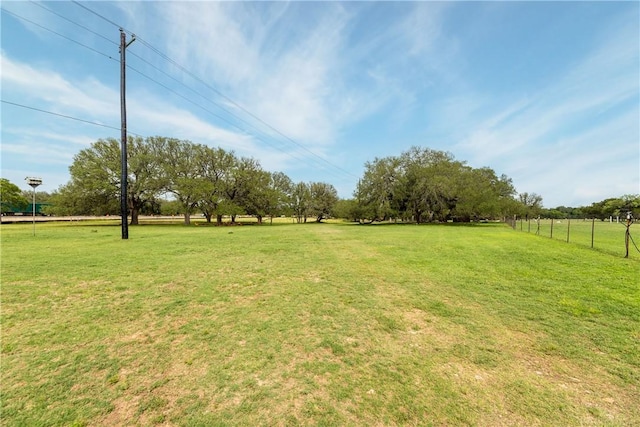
[516,218,640,259]
[1,221,638,426]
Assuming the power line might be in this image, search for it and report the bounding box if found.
[28,0,118,47]
[135,35,359,180]
[1,8,117,62]
[68,1,358,180]
[3,6,302,165]
[69,0,122,31]
[57,2,348,178]
[10,2,357,182]
[125,64,314,166]
[1,100,144,137]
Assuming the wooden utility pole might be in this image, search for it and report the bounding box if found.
[120,29,135,239]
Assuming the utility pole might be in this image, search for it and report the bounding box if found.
[120,29,135,239]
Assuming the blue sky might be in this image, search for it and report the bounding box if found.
[1,1,638,208]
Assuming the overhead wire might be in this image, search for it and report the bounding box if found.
[68,0,358,180]
[7,1,357,182]
[125,64,315,165]
[1,7,117,62]
[5,5,316,168]
[1,100,144,138]
[28,0,118,48]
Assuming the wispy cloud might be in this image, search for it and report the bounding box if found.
[1,53,118,119]
[456,33,636,205]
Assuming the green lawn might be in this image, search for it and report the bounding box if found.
[1,221,639,426]
[515,218,639,259]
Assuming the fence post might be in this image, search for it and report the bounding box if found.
[625,213,632,258]
[550,218,554,239]
[566,218,570,243]
[528,219,531,233]
[591,218,595,248]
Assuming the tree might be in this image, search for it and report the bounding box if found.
[332,198,359,221]
[291,182,311,223]
[245,171,294,224]
[398,147,462,223]
[1,178,28,214]
[196,146,236,224]
[355,156,403,222]
[454,168,516,221]
[221,156,263,223]
[61,137,165,223]
[308,182,338,222]
[242,169,274,224]
[269,172,294,220]
[155,138,207,225]
[47,181,119,216]
[518,192,543,220]
[127,136,167,223]
[355,146,520,223]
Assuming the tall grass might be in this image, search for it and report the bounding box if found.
[1,221,638,426]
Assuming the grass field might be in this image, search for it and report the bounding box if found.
[514,218,639,259]
[1,221,639,426]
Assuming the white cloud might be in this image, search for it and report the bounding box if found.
[1,53,118,119]
[3,127,95,146]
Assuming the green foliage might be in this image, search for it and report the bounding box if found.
[308,182,338,222]
[583,195,640,220]
[518,192,544,219]
[332,198,359,221]
[57,137,166,222]
[54,136,339,226]
[0,178,29,213]
[355,147,517,223]
[291,181,311,223]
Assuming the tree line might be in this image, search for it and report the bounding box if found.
[2,138,637,224]
[45,137,338,225]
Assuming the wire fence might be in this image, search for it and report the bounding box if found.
[507,217,640,259]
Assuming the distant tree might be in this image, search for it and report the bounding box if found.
[584,195,640,220]
[518,192,543,220]
[60,137,165,223]
[242,168,275,224]
[221,156,263,223]
[454,168,516,221]
[540,208,565,219]
[355,147,520,223]
[399,147,462,223]
[244,171,293,224]
[308,182,338,222]
[47,181,120,216]
[20,190,52,204]
[159,199,183,216]
[271,172,294,215]
[127,136,168,223]
[196,146,236,224]
[355,156,403,222]
[332,198,359,221]
[1,178,29,213]
[291,182,311,223]
[155,138,208,225]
